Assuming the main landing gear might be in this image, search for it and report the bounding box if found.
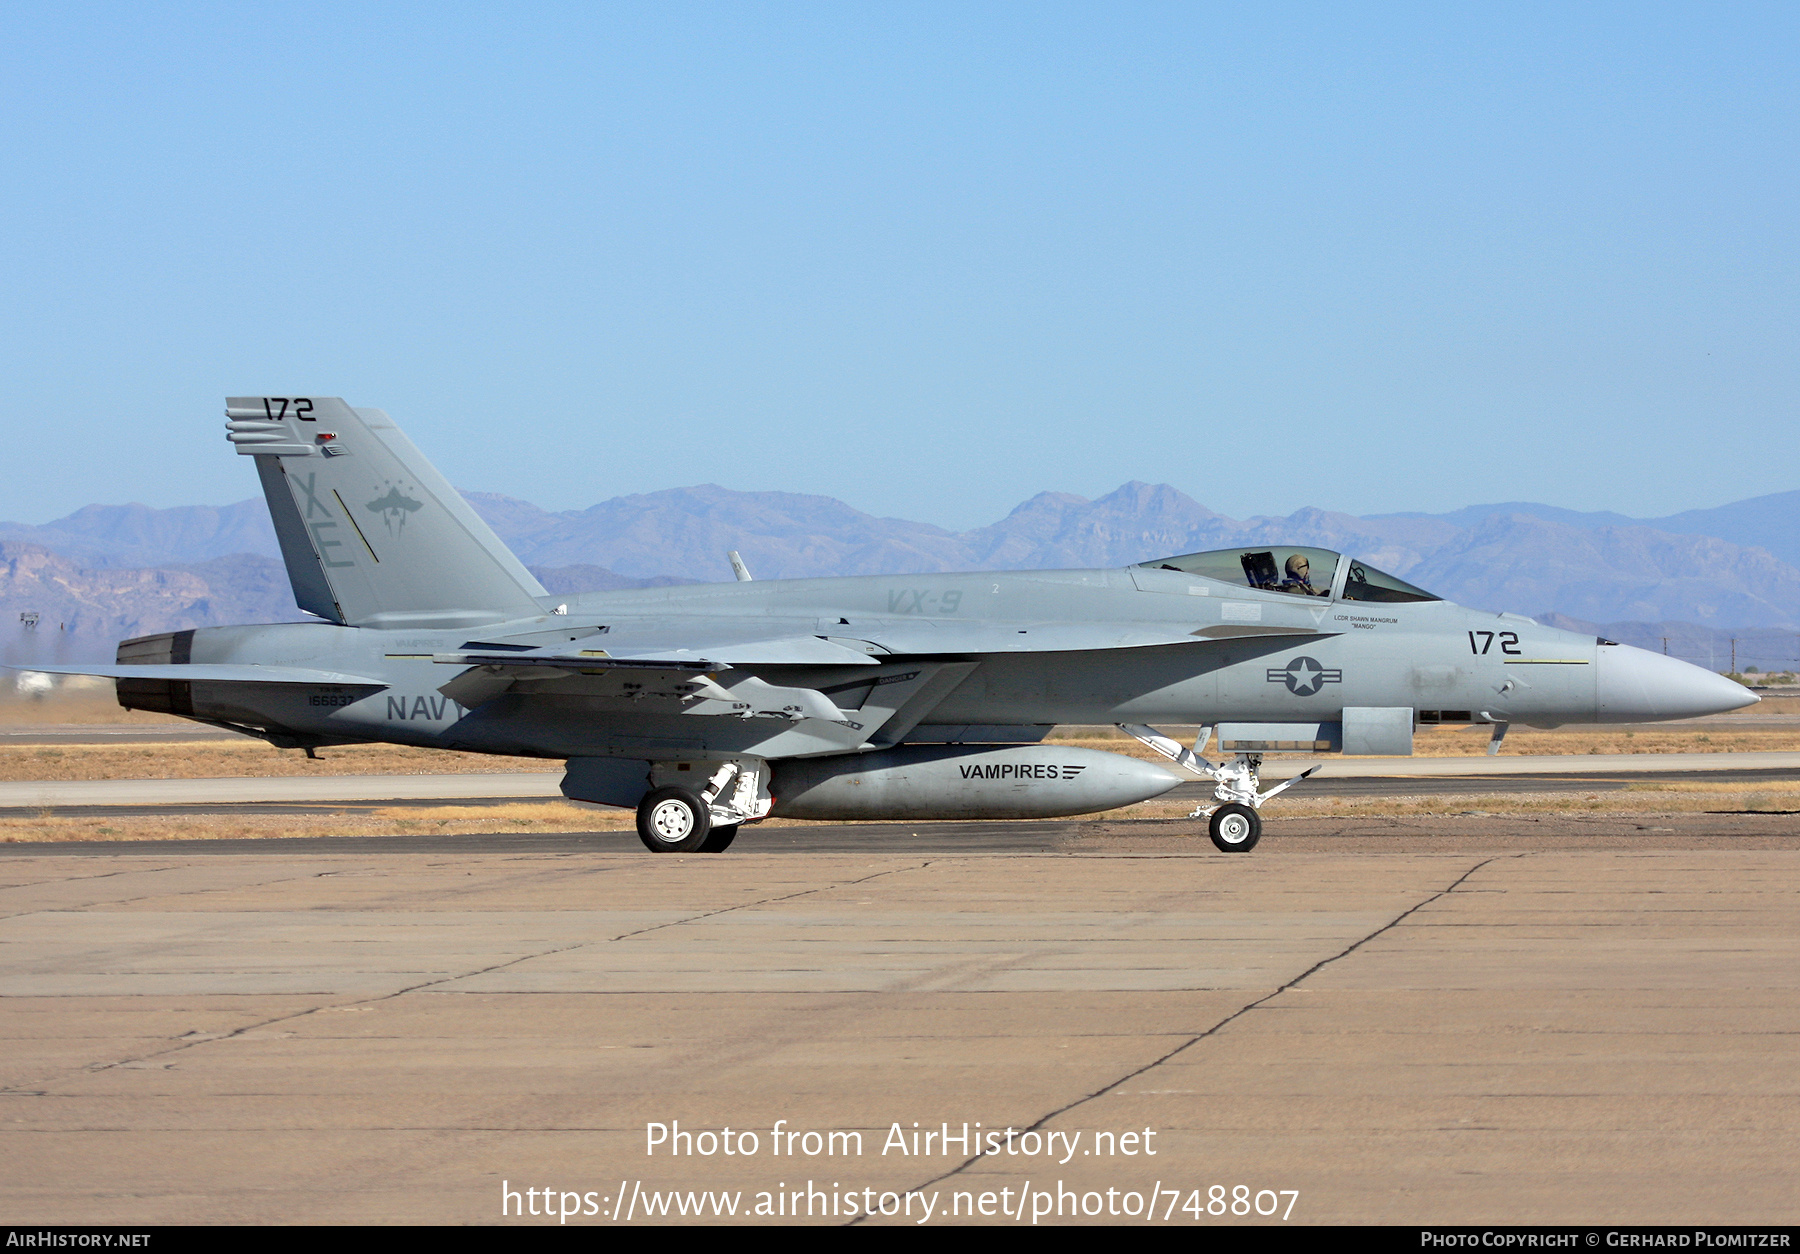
[1116,725,1319,854]
[635,760,767,853]
[636,788,738,853]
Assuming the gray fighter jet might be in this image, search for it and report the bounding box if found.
[21,398,1756,853]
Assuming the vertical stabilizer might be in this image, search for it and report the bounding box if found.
[226,397,547,627]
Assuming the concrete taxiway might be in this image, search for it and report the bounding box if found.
[2,821,1796,1225]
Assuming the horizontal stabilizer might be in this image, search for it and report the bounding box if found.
[5,663,387,686]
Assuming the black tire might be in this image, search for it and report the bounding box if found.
[1209,803,1261,852]
[637,787,712,852]
[699,823,740,853]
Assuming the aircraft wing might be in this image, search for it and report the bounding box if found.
[425,633,881,726]
[424,616,1327,705]
[420,615,1334,758]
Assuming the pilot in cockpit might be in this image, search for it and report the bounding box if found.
[1280,553,1327,596]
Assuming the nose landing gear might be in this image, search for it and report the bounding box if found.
[1116,725,1319,854]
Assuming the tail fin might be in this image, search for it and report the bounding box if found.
[227,397,548,628]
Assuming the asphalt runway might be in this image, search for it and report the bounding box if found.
[3,822,1795,1226]
[2,761,1795,821]
[7,747,1800,801]
[0,821,1084,857]
[0,766,1794,829]
[5,809,1800,859]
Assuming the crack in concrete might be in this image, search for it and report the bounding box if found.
[858,852,1518,1223]
[0,862,368,922]
[6,858,937,1090]
[0,863,196,921]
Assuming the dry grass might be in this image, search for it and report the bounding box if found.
[1387,725,1800,755]
[0,741,554,782]
[0,800,630,844]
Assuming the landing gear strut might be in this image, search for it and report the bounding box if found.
[1116,725,1319,854]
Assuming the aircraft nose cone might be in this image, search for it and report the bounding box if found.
[1595,644,1759,722]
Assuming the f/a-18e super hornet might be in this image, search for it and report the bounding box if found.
[25,398,1756,853]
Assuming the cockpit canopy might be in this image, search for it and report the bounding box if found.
[1139,546,1439,603]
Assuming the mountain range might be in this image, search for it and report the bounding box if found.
[5,483,1800,667]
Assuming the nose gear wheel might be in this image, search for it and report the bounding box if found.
[1208,803,1261,852]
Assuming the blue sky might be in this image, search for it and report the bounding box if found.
[1,2,1794,529]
